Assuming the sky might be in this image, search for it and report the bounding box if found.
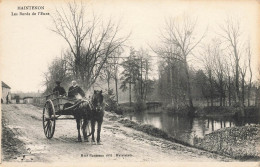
[0,0,259,92]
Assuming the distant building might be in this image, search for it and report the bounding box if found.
[1,81,11,104]
[23,97,33,104]
[13,95,20,104]
[10,92,42,104]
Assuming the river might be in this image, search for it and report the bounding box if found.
[123,110,259,145]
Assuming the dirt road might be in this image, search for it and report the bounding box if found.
[1,104,235,163]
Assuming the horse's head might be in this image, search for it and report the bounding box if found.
[92,90,104,112]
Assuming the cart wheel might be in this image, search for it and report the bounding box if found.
[43,100,56,139]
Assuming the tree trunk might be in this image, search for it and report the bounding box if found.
[219,79,223,106]
[129,82,132,107]
[255,87,259,107]
[140,57,143,100]
[220,88,222,107]
[209,73,214,107]
[228,76,231,106]
[170,64,174,106]
[247,72,252,107]
[107,76,110,91]
[115,76,118,103]
[223,87,226,107]
[241,77,245,107]
[234,45,240,103]
[248,86,251,107]
[176,62,180,109]
[184,61,194,110]
[144,60,148,101]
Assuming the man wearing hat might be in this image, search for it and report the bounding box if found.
[53,81,66,96]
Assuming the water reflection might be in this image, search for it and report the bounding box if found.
[124,110,259,145]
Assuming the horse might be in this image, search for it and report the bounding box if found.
[63,99,92,142]
[90,90,105,143]
[63,90,104,143]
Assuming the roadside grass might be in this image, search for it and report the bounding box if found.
[2,117,28,161]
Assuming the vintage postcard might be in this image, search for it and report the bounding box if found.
[0,0,259,166]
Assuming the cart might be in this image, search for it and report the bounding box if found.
[42,93,90,139]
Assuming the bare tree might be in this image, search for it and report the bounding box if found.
[240,60,247,107]
[109,46,123,103]
[224,54,234,106]
[135,48,152,101]
[256,67,260,107]
[158,16,206,111]
[218,17,243,107]
[211,39,226,106]
[100,61,114,90]
[51,2,128,90]
[99,46,123,103]
[200,43,216,107]
[153,44,184,108]
[246,42,253,106]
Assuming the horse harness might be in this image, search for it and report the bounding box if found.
[66,95,104,113]
[91,96,104,113]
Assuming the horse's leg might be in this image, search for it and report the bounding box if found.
[91,119,96,142]
[82,119,89,142]
[97,120,103,143]
[76,118,82,142]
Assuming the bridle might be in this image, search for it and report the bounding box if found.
[91,93,103,112]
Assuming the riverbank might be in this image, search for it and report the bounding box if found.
[107,111,260,161]
[193,125,260,160]
[194,106,260,119]
[118,102,260,119]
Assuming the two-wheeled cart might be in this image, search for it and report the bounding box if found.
[42,94,90,139]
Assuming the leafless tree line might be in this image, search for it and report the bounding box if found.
[155,16,258,114]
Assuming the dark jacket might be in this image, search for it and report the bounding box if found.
[68,85,85,98]
[53,85,66,96]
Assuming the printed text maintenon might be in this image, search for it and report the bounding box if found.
[17,6,44,10]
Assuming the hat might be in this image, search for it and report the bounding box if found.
[56,81,61,84]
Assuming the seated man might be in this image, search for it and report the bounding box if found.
[53,81,66,96]
[68,80,85,100]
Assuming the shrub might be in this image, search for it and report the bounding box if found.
[103,89,118,112]
[134,100,146,112]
